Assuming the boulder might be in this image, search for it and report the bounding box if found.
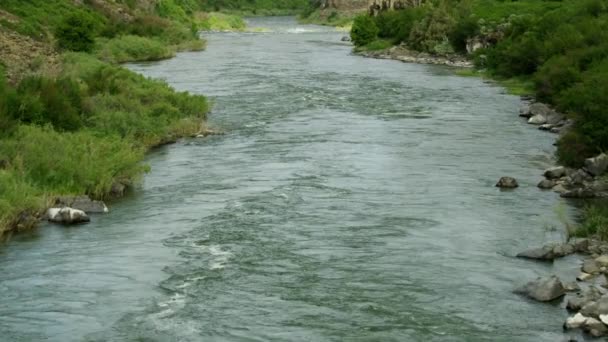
[564,313,588,330]
[572,239,590,253]
[47,207,90,224]
[54,196,108,214]
[546,112,565,125]
[496,177,519,189]
[584,259,602,274]
[341,36,351,42]
[600,314,608,325]
[578,272,596,282]
[597,255,608,268]
[539,124,553,131]
[528,114,547,125]
[581,295,608,318]
[553,184,568,194]
[585,153,608,177]
[585,317,608,337]
[570,169,593,186]
[567,286,603,311]
[538,179,556,189]
[544,166,567,180]
[515,275,566,302]
[517,246,556,261]
[529,102,553,117]
[561,188,596,199]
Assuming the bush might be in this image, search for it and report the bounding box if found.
[95,35,175,63]
[13,76,85,131]
[374,7,428,44]
[449,17,479,53]
[55,12,100,52]
[351,15,379,47]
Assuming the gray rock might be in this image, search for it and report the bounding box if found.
[581,295,608,318]
[564,313,588,330]
[538,179,556,189]
[567,286,603,311]
[544,166,567,180]
[596,255,608,267]
[546,112,565,125]
[553,184,569,194]
[584,259,602,274]
[515,275,566,302]
[585,153,608,177]
[496,177,519,189]
[539,124,553,131]
[578,272,596,282]
[564,281,581,292]
[570,169,593,185]
[341,36,351,42]
[584,317,608,337]
[517,246,556,260]
[572,239,590,253]
[561,188,596,199]
[529,102,553,117]
[54,196,108,214]
[47,207,90,225]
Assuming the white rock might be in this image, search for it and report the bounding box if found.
[528,114,547,125]
[600,314,608,325]
[565,313,588,329]
[597,255,608,267]
[47,207,90,224]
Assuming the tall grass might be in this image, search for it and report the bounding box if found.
[95,35,175,64]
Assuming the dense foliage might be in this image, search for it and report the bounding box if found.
[351,0,608,168]
[0,0,212,237]
[351,15,379,46]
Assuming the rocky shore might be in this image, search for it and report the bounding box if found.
[355,44,473,68]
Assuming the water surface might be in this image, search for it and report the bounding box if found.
[0,17,580,341]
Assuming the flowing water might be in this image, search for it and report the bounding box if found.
[0,17,583,341]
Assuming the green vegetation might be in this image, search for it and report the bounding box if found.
[0,0,213,238]
[195,12,247,31]
[351,15,379,47]
[197,0,308,16]
[299,10,356,28]
[574,204,608,240]
[350,0,608,169]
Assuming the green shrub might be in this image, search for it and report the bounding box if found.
[351,15,379,47]
[0,170,43,235]
[13,76,86,131]
[409,6,456,54]
[449,17,479,53]
[55,12,100,52]
[95,35,175,63]
[375,8,428,44]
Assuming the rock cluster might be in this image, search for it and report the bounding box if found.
[520,102,572,134]
[517,240,608,337]
[357,45,473,68]
[46,195,109,225]
[535,156,608,199]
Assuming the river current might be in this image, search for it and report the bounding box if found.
[0,17,581,341]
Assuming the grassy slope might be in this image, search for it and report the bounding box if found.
[0,1,210,239]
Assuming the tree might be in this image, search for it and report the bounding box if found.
[351,15,379,47]
[55,12,98,52]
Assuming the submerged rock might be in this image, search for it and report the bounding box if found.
[496,177,519,189]
[581,295,608,318]
[341,36,351,42]
[515,275,566,302]
[537,179,556,189]
[47,207,90,225]
[517,246,557,261]
[561,188,596,199]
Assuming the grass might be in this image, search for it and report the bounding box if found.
[95,35,175,64]
[573,204,608,240]
[455,68,534,96]
[195,12,247,32]
[359,39,393,52]
[0,52,209,238]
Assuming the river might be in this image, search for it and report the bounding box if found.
[0,17,581,341]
